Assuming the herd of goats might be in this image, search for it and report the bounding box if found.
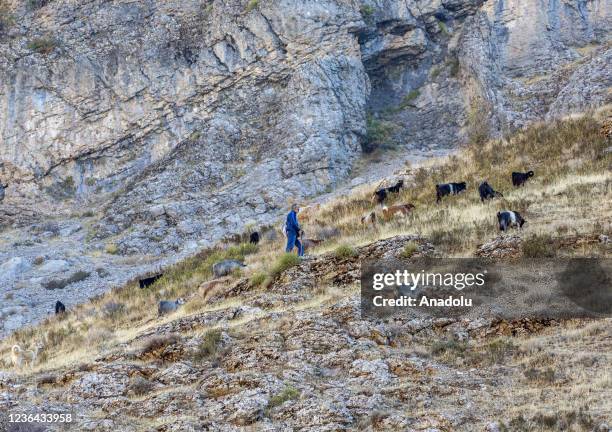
[9,170,535,370]
[360,170,534,231]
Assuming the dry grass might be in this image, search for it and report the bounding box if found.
[1,109,610,374]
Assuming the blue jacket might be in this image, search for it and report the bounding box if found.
[286,210,301,234]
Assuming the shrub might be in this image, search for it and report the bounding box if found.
[437,21,449,35]
[334,244,357,259]
[398,90,420,110]
[484,338,517,364]
[105,243,119,255]
[360,5,375,22]
[128,376,155,397]
[141,334,180,355]
[269,253,301,278]
[267,385,300,410]
[363,114,397,153]
[522,235,556,258]
[193,329,222,362]
[250,272,267,287]
[245,0,258,12]
[27,37,57,54]
[400,241,419,258]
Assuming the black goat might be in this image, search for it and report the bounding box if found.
[436,182,467,203]
[478,181,504,202]
[512,171,534,187]
[55,301,66,315]
[139,274,163,289]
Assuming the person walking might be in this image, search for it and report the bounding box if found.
[285,203,304,256]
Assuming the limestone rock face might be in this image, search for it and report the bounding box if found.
[1,0,609,252]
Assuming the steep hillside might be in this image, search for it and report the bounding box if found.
[0,112,610,431]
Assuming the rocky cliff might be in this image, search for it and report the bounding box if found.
[1,0,609,251]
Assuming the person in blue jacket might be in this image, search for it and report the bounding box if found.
[285,203,304,256]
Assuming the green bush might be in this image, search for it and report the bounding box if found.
[484,338,517,364]
[105,243,119,255]
[334,244,357,259]
[267,385,300,410]
[250,272,267,287]
[363,114,397,153]
[438,21,449,35]
[400,241,419,258]
[447,57,460,77]
[360,5,374,22]
[269,253,301,278]
[431,339,467,357]
[27,37,57,54]
[398,90,420,110]
[245,0,258,12]
[193,329,222,362]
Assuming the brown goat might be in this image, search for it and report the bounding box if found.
[382,203,415,220]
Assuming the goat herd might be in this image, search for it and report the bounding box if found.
[10,170,536,370]
[363,170,534,231]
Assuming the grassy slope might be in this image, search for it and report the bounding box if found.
[1,108,610,378]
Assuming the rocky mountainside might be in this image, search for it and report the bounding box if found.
[1,236,610,431]
[1,0,609,249]
[0,0,610,335]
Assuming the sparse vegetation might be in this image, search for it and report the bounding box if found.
[400,241,419,258]
[267,385,300,410]
[522,234,556,258]
[27,0,50,10]
[101,301,126,320]
[269,253,301,279]
[105,243,119,255]
[140,334,180,356]
[45,175,77,200]
[360,5,375,23]
[245,0,258,12]
[250,272,267,287]
[398,89,420,110]
[128,376,155,397]
[27,37,58,54]
[363,114,397,153]
[438,21,449,36]
[1,109,609,424]
[193,329,222,362]
[334,244,357,259]
[447,57,460,77]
